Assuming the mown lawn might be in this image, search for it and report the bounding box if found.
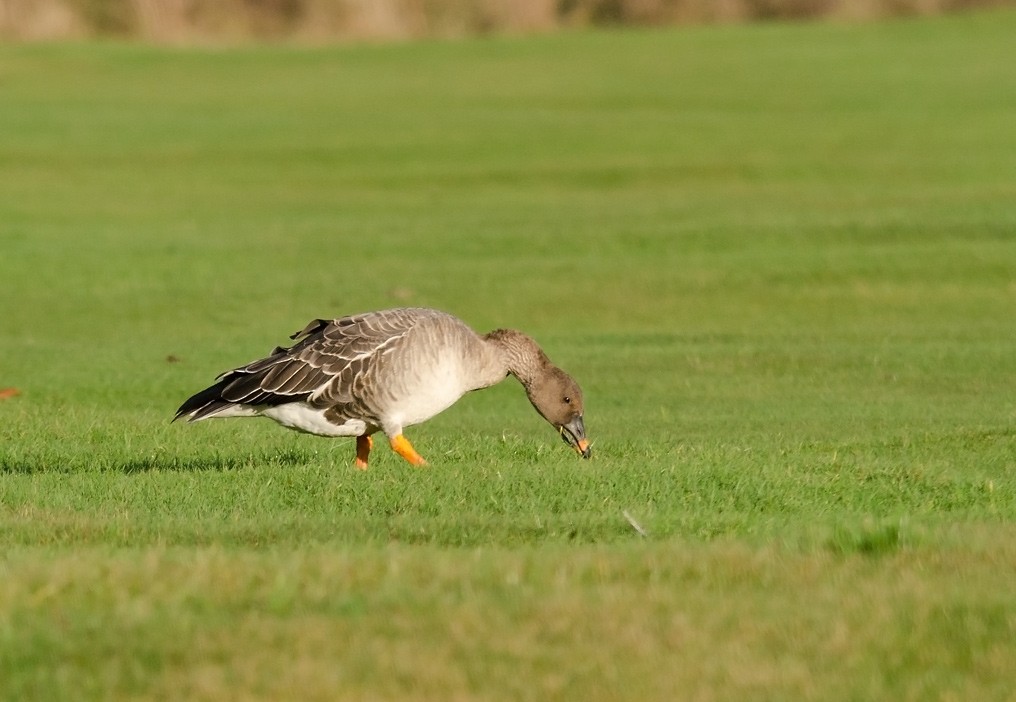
[1,9,1015,701]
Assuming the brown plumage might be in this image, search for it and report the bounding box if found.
[174,308,590,468]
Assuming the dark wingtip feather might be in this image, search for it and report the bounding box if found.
[173,377,234,422]
[177,317,335,423]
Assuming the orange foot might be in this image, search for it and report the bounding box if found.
[354,435,373,470]
[390,434,427,467]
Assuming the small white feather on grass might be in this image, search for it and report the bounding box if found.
[623,510,648,538]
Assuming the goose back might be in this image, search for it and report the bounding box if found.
[175,308,506,435]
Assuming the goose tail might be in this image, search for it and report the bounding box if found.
[173,376,241,422]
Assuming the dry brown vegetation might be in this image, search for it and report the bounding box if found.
[1,0,1014,42]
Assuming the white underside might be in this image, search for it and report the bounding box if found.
[209,403,367,437]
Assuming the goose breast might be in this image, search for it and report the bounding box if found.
[364,313,499,430]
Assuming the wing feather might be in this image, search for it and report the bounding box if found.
[176,308,430,421]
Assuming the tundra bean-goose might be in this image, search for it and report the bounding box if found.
[174,307,590,467]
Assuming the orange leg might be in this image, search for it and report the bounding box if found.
[390,434,427,467]
[354,435,373,470]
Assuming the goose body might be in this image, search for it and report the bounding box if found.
[175,308,589,467]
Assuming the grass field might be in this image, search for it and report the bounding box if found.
[2,9,1016,701]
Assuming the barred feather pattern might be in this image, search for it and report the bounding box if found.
[174,308,507,437]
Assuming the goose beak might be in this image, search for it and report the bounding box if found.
[560,415,591,459]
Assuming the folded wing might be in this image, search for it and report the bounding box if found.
[174,310,419,421]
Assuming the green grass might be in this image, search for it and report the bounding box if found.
[2,10,1016,701]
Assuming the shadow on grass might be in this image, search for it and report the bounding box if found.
[827,520,905,557]
[0,449,313,475]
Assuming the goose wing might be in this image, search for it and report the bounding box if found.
[175,308,427,420]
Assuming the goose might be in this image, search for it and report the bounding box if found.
[174,307,590,467]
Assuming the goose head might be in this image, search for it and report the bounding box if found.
[526,367,591,459]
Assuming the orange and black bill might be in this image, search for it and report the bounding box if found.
[560,415,591,459]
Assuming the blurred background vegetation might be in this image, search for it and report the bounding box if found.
[2,0,1015,43]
